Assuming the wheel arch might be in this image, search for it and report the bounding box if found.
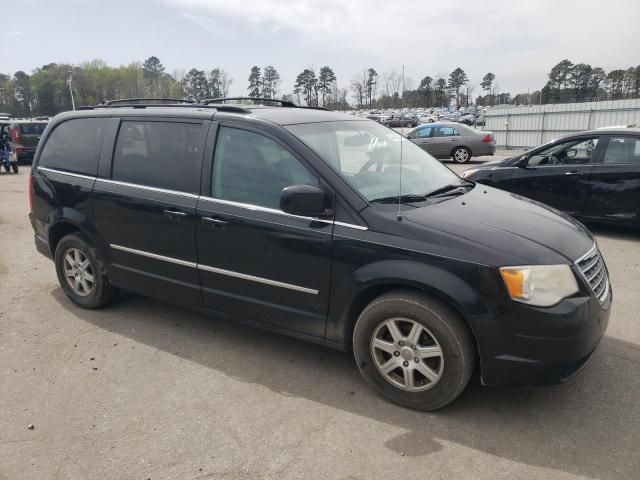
[47,209,106,260]
[328,260,491,363]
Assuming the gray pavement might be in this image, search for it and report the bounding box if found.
[1,169,638,480]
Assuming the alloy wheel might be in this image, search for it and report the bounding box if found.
[63,248,95,297]
[370,318,444,392]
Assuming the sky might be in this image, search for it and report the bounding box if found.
[2,0,639,98]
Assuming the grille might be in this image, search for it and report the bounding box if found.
[575,245,609,304]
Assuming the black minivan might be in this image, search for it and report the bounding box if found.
[29,99,611,411]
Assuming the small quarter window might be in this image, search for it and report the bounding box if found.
[39,118,106,175]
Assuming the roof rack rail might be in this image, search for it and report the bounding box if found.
[102,98,195,105]
[77,100,252,114]
[202,97,297,107]
[202,97,331,111]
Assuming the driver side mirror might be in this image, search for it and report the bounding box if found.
[515,155,529,168]
[280,185,329,218]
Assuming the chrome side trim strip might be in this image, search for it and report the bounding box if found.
[37,166,96,181]
[110,244,198,268]
[109,244,318,295]
[197,264,319,295]
[334,221,368,231]
[198,195,325,222]
[96,178,199,199]
[198,195,368,230]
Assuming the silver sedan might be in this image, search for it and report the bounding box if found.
[405,122,496,163]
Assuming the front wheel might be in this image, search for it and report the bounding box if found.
[353,289,475,411]
[452,146,471,163]
[55,233,118,309]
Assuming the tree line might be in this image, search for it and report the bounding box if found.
[2,56,639,117]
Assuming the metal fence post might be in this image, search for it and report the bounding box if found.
[540,111,546,145]
[505,113,510,149]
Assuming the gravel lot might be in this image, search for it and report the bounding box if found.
[1,165,639,480]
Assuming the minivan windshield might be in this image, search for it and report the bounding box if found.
[286,120,465,202]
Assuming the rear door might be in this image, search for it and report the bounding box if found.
[92,117,208,305]
[430,126,461,157]
[506,136,601,217]
[195,123,333,337]
[587,134,640,225]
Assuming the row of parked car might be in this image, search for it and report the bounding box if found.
[353,106,488,128]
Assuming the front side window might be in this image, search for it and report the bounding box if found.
[39,118,105,175]
[414,127,432,139]
[286,120,464,202]
[527,137,599,166]
[602,137,640,164]
[112,120,205,193]
[211,127,318,209]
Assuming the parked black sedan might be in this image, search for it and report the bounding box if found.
[461,128,640,227]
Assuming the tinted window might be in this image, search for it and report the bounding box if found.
[19,123,47,135]
[112,120,205,193]
[602,137,640,164]
[212,127,317,209]
[39,118,105,175]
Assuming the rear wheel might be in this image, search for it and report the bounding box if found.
[54,233,118,309]
[353,289,475,411]
[406,122,413,128]
[452,146,471,163]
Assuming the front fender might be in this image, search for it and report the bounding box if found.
[326,259,502,354]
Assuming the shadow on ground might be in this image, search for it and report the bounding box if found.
[52,288,639,480]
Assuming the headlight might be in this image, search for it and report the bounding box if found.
[460,169,479,179]
[499,265,579,307]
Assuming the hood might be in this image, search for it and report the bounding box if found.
[403,185,594,266]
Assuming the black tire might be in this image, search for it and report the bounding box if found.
[353,289,475,411]
[452,146,471,163]
[54,233,118,309]
[406,122,413,128]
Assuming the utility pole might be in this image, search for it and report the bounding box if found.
[67,71,76,110]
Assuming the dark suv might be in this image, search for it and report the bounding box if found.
[4,119,48,163]
[29,98,611,411]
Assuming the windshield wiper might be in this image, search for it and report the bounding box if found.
[424,182,473,198]
[370,193,428,204]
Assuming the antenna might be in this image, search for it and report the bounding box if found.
[397,65,405,221]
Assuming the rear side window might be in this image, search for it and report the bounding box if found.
[602,137,640,164]
[112,120,205,193]
[39,118,105,175]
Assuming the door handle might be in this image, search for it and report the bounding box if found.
[564,171,580,175]
[163,209,188,219]
[201,216,229,228]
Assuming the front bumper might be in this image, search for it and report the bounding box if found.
[479,289,611,386]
